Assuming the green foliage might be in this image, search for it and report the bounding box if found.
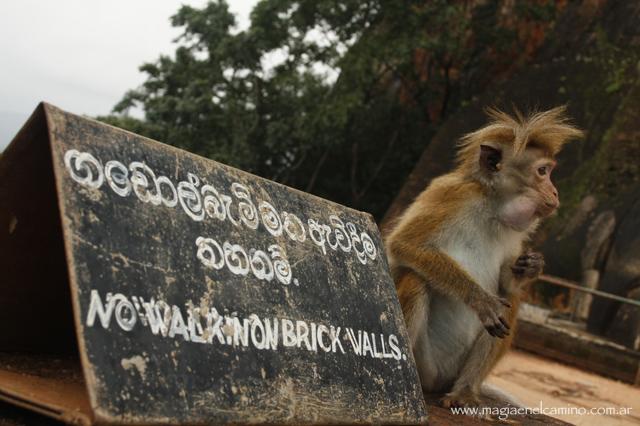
[99,0,553,218]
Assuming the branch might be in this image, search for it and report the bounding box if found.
[274,150,307,184]
[304,147,330,193]
[440,59,453,119]
[355,130,398,202]
[350,142,359,201]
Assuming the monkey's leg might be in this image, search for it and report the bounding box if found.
[441,280,521,408]
[396,271,443,393]
[440,330,501,408]
[396,270,429,349]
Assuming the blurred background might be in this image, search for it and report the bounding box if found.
[1,1,640,424]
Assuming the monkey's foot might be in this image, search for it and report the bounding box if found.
[441,388,481,409]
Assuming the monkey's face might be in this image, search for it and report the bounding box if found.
[479,144,560,231]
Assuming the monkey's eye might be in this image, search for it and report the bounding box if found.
[537,166,548,176]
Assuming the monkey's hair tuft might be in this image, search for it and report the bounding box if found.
[456,105,584,170]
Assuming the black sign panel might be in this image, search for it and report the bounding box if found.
[37,105,426,424]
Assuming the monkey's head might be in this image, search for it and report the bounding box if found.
[457,106,583,232]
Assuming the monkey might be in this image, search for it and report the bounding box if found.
[385,106,583,407]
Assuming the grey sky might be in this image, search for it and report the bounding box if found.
[0,0,256,149]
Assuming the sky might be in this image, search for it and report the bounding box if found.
[0,0,257,150]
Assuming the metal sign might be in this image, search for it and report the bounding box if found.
[0,103,426,425]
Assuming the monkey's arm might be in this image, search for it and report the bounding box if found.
[388,234,511,338]
[391,240,486,304]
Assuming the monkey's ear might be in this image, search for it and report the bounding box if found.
[479,144,502,172]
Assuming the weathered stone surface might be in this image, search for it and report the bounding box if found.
[607,287,640,351]
[589,189,640,336]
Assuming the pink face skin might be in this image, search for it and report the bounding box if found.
[498,157,559,232]
[499,195,539,231]
[533,158,559,216]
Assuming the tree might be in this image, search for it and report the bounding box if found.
[100,0,557,218]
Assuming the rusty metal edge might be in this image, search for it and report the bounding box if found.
[0,102,95,425]
[0,385,91,426]
[42,102,102,425]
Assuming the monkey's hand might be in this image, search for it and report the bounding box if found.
[469,293,511,338]
[511,251,544,280]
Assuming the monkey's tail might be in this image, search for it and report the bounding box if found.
[481,382,525,408]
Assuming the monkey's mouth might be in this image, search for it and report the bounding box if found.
[536,204,558,218]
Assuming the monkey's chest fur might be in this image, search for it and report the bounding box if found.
[414,219,524,391]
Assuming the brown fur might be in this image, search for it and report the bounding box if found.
[456,105,583,173]
[388,174,487,304]
[386,106,582,407]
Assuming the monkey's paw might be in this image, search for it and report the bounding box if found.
[470,294,511,338]
[512,251,544,279]
[441,389,482,410]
